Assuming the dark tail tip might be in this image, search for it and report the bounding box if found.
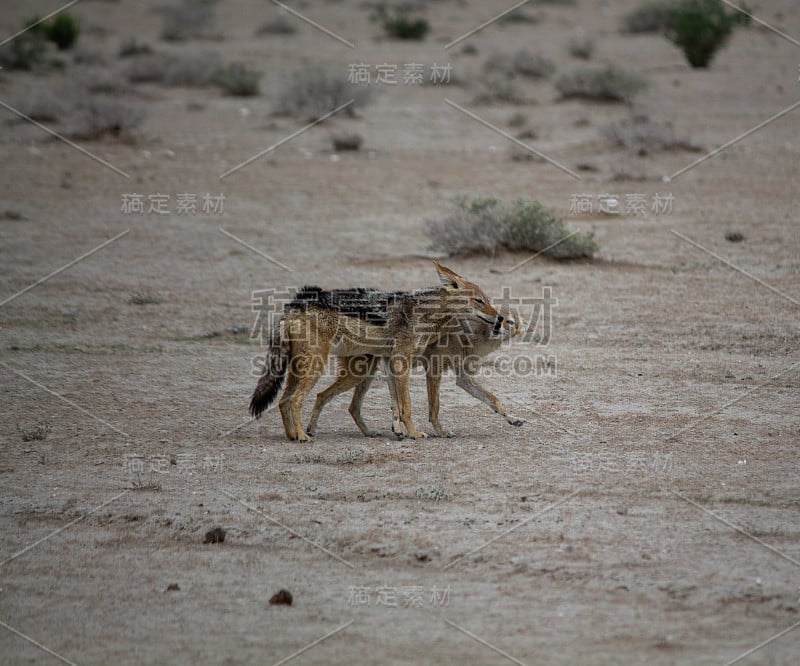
[249,355,287,418]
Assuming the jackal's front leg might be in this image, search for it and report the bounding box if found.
[455,372,525,427]
[389,355,427,439]
[426,356,455,437]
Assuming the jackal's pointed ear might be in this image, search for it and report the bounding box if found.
[433,260,464,289]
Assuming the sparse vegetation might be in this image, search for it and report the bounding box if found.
[513,51,557,78]
[509,141,545,162]
[427,197,597,259]
[68,98,145,141]
[621,0,677,33]
[331,132,364,151]
[473,75,525,105]
[131,473,162,491]
[414,486,450,501]
[20,89,68,122]
[161,0,218,41]
[603,114,701,154]
[212,62,261,96]
[72,47,105,66]
[128,291,161,305]
[666,0,749,68]
[20,421,51,442]
[555,65,646,103]
[497,10,539,24]
[256,17,297,35]
[507,112,527,128]
[275,65,371,119]
[118,38,153,58]
[373,6,430,40]
[126,52,222,87]
[0,31,50,71]
[567,34,595,59]
[484,50,555,79]
[460,43,479,56]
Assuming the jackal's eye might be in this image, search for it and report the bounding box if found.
[474,298,485,306]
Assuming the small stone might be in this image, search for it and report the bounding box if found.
[269,589,293,606]
[204,527,226,544]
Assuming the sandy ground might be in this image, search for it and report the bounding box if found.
[1,0,799,664]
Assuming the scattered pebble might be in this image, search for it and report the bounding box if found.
[725,231,744,242]
[166,583,180,592]
[269,589,293,606]
[204,527,226,544]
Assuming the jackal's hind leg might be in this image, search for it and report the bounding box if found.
[289,349,330,442]
[278,370,300,441]
[349,373,381,437]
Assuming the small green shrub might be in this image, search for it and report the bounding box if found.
[373,6,429,40]
[621,0,677,33]
[555,65,646,103]
[427,198,597,259]
[46,13,80,50]
[213,62,261,96]
[0,13,80,69]
[666,0,749,68]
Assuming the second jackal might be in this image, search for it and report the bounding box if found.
[305,305,526,438]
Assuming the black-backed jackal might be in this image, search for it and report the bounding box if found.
[249,262,501,441]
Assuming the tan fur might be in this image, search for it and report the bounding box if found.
[251,262,500,441]
[306,306,526,438]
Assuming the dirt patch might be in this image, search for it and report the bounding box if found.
[1,1,798,664]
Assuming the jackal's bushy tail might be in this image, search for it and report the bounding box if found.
[249,324,289,418]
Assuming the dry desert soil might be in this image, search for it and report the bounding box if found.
[1,1,799,664]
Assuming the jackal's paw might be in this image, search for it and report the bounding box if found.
[295,431,314,442]
[406,429,429,439]
[362,428,381,438]
[433,428,457,438]
[506,415,525,427]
